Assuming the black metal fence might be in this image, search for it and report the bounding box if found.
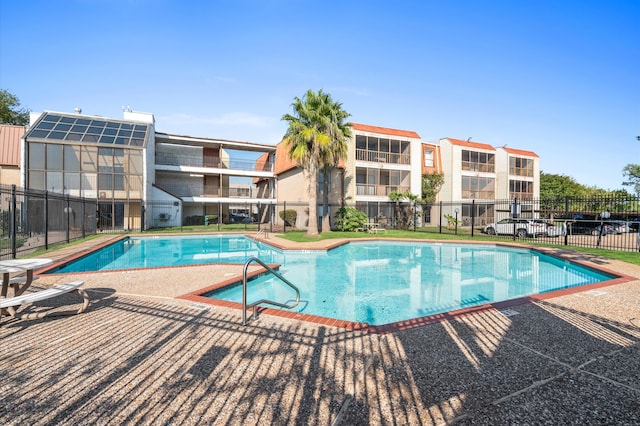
[2,185,639,260]
[423,197,640,252]
[148,196,640,252]
[0,184,99,259]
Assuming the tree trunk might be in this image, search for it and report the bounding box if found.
[322,169,330,232]
[307,169,319,237]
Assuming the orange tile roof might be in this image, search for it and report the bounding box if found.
[0,124,24,166]
[351,123,420,139]
[503,146,539,157]
[272,139,347,176]
[254,152,271,172]
[274,141,298,175]
[445,137,495,151]
[253,152,271,183]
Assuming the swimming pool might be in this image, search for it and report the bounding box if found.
[51,235,616,326]
[50,235,265,272]
[206,240,615,325]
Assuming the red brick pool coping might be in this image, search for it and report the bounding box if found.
[38,234,638,335]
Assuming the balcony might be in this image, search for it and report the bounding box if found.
[155,152,273,172]
[356,184,410,197]
[156,183,272,199]
[461,162,495,173]
[355,149,410,165]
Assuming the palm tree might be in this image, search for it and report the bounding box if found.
[318,98,351,232]
[281,90,329,236]
[282,89,351,237]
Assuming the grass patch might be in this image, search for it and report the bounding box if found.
[26,234,105,258]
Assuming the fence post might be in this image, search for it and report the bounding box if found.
[10,185,16,258]
[44,190,49,250]
[471,199,475,237]
[82,199,86,238]
[216,201,220,231]
[270,203,274,233]
[140,203,145,232]
[283,201,287,233]
[413,201,417,232]
[439,201,443,233]
[564,196,569,246]
[512,197,519,240]
[66,194,70,243]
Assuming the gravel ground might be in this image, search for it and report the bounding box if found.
[1,234,639,425]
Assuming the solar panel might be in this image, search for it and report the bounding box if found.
[26,112,149,147]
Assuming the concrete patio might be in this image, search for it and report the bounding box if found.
[1,235,639,425]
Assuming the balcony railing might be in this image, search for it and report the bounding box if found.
[461,190,495,199]
[355,149,410,165]
[461,162,495,173]
[155,152,273,172]
[156,183,272,199]
[356,184,410,196]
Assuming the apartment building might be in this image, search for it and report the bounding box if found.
[12,108,539,231]
[437,137,539,226]
[267,123,425,228]
[153,131,276,227]
[20,109,276,230]
[348,123,424,222]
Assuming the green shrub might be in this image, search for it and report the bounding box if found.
[204,215,218,225]
[334,207,368,231]
[279,209,297,226]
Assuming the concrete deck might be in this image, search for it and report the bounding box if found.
[1,234,639,425]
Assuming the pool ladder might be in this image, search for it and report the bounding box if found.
[254,229,268,240]
[242,256,300,325]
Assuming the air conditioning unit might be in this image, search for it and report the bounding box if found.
[159,213,169,220]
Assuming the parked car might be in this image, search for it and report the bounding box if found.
[229,214,254,224]
[483,218,548,238]
[543,221,566,237]
[606,220,631,234]
[566,221,615,236]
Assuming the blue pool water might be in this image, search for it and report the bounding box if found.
[51,235,615,325]
[50,235,263,272]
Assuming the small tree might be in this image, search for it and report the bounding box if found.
[0,89,30,125]
[334,207,367,231]
[279,209,297,227]
[622,164,640,196]
[421,172,444,202]
[443,214,459,230]
[389,190,419,230]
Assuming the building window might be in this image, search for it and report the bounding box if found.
[461,176,495,199]
[26,141,143,200]
[29,143,45,169]
[355,167,410,196]
[424,149,434,167]
[509,179,534,200]
[509,156,534,177]
[46,144,63,170]
[355,134,411,164]
[317,171,332,194]
[461,150,495,173]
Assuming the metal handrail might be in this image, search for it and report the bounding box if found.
[242,257,300,325]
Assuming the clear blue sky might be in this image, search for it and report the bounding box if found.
[1,0,638,190]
